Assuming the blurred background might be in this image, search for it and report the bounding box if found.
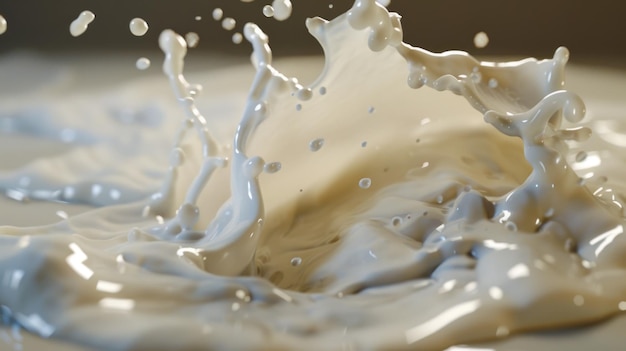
[0,0,625,63]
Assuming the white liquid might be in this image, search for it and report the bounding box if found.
[270,0,293,21]
[185,32,199,48]
[232,32,243,44]
[129,18,149,36]
[69,11,95,37]
[1,1,626,350]
[135,57,151,70]
[0,14,7,35]
[474,31,489,48]
[212,8,224,21]
[222,18,236,31]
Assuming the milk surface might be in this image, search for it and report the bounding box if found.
[1,1,626,350]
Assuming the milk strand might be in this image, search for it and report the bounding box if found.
[1,0,626,350]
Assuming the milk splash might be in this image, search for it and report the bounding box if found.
[1,0,626,350]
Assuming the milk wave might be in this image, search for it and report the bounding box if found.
[1,1,626,350]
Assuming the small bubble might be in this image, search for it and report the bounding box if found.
[359,178,372,189]
[473,31,489,48]
[297,88,313,101]
[309,138,325,152]
[575,151,587,163]
[361,141,367,148]
[436,195,444,204]
[470,71,482,84]
[296,104,302,111]
[505,221,518,232]
[368,106,375,114]
[263,162,282,174]
[319,86,327,95]
[290,257,302,266]
[391,216,402,227]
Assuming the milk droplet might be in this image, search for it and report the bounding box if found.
[263,162,282,174]
[129,18,149,37]
[296,88,313,101]
[195,16,202,21]
[573,295,585,306]
[263,6,275,18]
[185,32,200,48]
[329,4,334,9]
[271,0,293,21]
[488,78,499,88]
[290,257,302,266]
[70,11,95,37]
[232,32,243,44]
[0,15,7,35]
[359,178,372,189]
[505,221,518,232]
[222,18,236,31]
[391,216,402,226]
[309,138,325,152]
[212,8,224,21]
[474,31,489,48]
[135,57,150,70]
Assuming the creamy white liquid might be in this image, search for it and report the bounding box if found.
[2,1,626,350]
[0,15,7,35]
[70,11,95,37]
[129,18,149,37]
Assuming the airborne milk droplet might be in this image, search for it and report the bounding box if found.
[135,57,151,70]
[2,1,626,351]
[129,18,149,36]
[0,15,7,35]
[222,18,236,30]
[69,10,95,37]
[212,8,224,21]
[474,31,489,48]
[185,32,199,47]
[271,0,293,21]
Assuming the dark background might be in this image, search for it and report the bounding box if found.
[1,0,625,61]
